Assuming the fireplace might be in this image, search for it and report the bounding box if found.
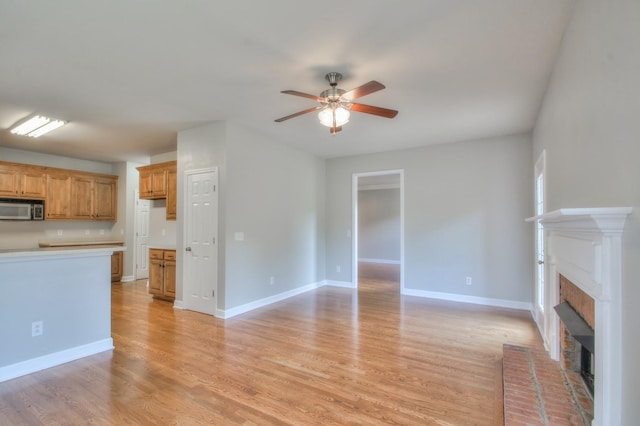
[527,207,631,426]
[556,275,595,395]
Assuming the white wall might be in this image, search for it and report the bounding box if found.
[358,188,401,262]
[326,134,533,304]
[532,0,640,423]
[224,123,326,309]
[176,122,326,311]
[177,122,227,303]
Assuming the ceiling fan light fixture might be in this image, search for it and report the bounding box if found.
[318,106,350,127]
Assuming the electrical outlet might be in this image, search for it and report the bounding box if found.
[100,229,105,235]
[269,276,275,285]
[57,229,63,236]
[32,321,43,337]
[336,265,341,273]
[84,229,90,235]
[466,277,473,286]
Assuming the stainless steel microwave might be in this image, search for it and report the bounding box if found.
[0,200,44,220]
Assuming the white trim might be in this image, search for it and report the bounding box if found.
[324,280,356,288]
[120,275,135,283]
[0,338,114,383]
[219,281,326,319]
[402,288,532,311]
[358,258,400,265]
[352,169,405,293]
[173,300,185,309]
[358,183,400,191]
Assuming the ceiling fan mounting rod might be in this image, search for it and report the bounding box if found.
[325,72,342,87]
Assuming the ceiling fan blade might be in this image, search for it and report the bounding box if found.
[341,81,386,100]
[280,90,321,101]
[274,106,321,122]
[350,103,399,119]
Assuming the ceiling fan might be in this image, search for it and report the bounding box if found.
[275,72,398,135]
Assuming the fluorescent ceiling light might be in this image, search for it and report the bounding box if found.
[9,115,67,137]
[28,120,66,138]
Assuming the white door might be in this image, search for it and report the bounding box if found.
[135,192,150,279]
[183,169,218,315]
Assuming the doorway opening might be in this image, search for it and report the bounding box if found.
[352,170,404,292]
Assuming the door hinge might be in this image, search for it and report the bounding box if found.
[212,290,215,297]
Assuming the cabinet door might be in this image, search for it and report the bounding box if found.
[70,176,94,220]
[0,166,19,197]
[151,169,167,198]
[163,253,176,298]
[20,169,46,199]
[166,167,177,220]
[139,169,153,199]
[149,257,164,296]
[111,251,123,282]
[46,173,72,219]
[94,178,117,221]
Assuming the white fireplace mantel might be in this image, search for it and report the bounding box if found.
[527,207,632,426]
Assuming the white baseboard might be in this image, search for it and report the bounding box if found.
[0,338,114,383]
[402,288,532,311]
[173,300,185,309]
[324,280,356,289]
[358,259,401,265]
[220,281,326,319]
[120,275,135,283]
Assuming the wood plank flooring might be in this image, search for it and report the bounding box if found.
[0,277,543,425]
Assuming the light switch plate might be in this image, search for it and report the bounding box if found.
[234,232,245,241]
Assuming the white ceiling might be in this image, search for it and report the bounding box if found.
[0,1,575,164]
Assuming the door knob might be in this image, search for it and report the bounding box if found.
[185,247,192,252]
[538,260,544,265]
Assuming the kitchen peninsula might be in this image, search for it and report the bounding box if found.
[0,244,125,382]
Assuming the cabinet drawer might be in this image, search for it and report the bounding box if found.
[149,249,164,260]
[164,250,176,261]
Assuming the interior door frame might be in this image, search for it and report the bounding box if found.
[533,150,547,332]
[181,167,219,316]
[352,169,405,291]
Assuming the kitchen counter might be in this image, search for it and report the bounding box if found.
[38,239,125,247]
[0,244,125,261]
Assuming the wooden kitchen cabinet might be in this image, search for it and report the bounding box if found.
[138,162,175,200]
[149,248,176,301]
[165,163,177,220]
[111,251,123,282]
[70,175,117,221]
[0,162,46,199]
[45,172,72,219]
[0,160,118,221]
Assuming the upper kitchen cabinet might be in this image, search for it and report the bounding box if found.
[70,174,118,221]
[0,162,46,199]
[138,161,177,221]
[138,161,174,200]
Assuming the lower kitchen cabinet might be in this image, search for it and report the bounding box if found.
[149,248,176,301]
[111,251,123,282]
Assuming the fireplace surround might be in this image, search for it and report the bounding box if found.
[527,207,631,426]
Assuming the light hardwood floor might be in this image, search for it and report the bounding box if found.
[0,277,542,425]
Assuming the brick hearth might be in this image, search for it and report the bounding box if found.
[502,344,593,425]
